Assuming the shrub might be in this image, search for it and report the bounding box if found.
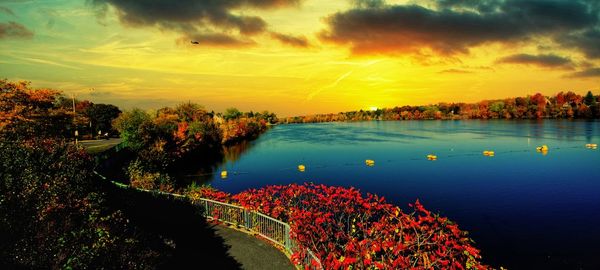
[184,182,231,203]
[186,183,488,269]
[127,159,174,193]
[0,139,168,269]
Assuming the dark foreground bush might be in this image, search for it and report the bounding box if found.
[0,139,169,269]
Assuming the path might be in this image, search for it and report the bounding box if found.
[85,139,294,270]
[107,184,295,270]
[79,138,122,154]
[214,225,294,270]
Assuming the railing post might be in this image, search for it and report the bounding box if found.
[284,224,291,252]
[204,199,208,217]
[244,209,250,229]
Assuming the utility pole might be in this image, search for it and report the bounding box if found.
[72,93,78,144]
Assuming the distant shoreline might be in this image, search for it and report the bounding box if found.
[283,91,599,124]
[280,117,600,125]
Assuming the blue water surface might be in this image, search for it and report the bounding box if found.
[190,120,600,269]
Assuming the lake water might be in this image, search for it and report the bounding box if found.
[192,120,600,269]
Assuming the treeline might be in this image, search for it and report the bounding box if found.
[1,80,171,268]
[114,105,277,191]
[283,91,600,123]
[0,79,121,140]
[1,79,278,268]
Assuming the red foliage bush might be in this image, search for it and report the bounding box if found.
[184,184,232,203]
[187,183,488,269]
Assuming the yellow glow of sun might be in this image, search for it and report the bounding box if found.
[369,106,379,111]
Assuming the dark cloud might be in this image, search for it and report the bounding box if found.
[177,33,255,47]
[351,0,385,8]
[559,29,600,59]
[497,53,574,68]
[320,0,600,56]
[567,68,600,78]
[435,0,500,13]
[270,32,309,47]
[0,6,15,16]
[92,0,302,47]
[0,21,33,39]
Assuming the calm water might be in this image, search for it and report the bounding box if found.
[192,120,600,269]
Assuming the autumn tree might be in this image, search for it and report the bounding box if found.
[0,79,72,139]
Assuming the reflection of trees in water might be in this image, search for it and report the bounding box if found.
[171,140,255,188]
[518,119,599,142]
[222,140,252,163]
[96,140,256,189]
[584,120,597,142]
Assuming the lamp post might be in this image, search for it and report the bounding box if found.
[72,93,78,144]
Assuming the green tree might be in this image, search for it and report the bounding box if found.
[85,103,121,135]
[112,108,152,151]
[223,107,242,120]
[489,101,504,113]
[584,91,596,106]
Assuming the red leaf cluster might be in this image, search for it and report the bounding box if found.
[187,183,488,269]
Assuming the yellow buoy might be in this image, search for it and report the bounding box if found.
[483,150,495,156]
[365,159,375,166]
[298,165,305,172]
[535,145,549,155]
[220,170,228,179]
[427,154,437,161]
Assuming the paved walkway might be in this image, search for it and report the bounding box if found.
[79,138,122,154]
[214,225,294,270]
[93,139,294,270]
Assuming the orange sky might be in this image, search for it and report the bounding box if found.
[1,0,599,116]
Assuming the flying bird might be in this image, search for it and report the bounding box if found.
[191,41,199,45]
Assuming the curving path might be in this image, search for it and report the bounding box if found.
[105,180,295,270]
[214,225,294,270]
[85,141,294,270]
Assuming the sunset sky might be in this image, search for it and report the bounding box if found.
[1,0,599,116]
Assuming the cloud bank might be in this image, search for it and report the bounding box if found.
[0,21,33,39]
[497,53,574,69]
[320,0,600,57]
[92,0,304,47]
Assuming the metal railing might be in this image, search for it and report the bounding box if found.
[193,197,322,270]
[95,172,322,269]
